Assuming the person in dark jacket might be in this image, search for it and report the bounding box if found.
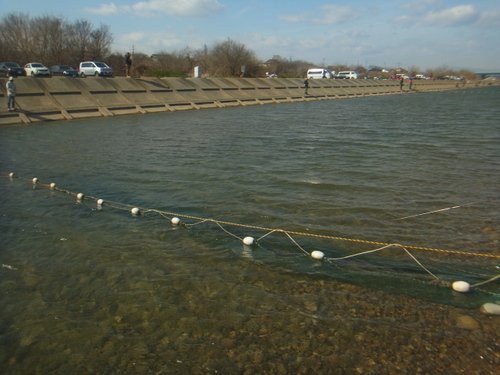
[125,52,132,77]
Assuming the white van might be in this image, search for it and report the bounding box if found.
[78,61,114,77]
[336,71,358,79]
[307,68,334,79]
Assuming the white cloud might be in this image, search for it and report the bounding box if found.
[116,31,197,54]
[313,5,361,25]
[477,9,500,27]
[85,3,130,15]
[423,5,479,27]
[278,5,359,25]
[86,0,225,18]
[390,15,415,26]
[400,0,442,14]
[277,13,310,23]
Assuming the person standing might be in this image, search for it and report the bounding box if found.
[6,76,16,111]
[408,77,413,90]
[304,77,310,95]
[399,77,404,91]
[125,52,132,77]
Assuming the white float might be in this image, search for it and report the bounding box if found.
[77,193,84,200]
[8,172,14,178]
[311,251,325,259]
[50,182,56,189]
[131,207,140,215]
[97,199,104,205]
[32,177,38,184]
[171,217,180,225]
[480,303,500,315]
[452,281,470,293]
[243,236,254,246]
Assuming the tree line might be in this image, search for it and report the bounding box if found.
[0,13,263,77]
[0,13,477,79]
[0,13,112,67]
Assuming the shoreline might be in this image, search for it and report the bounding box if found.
[1,76,497,126]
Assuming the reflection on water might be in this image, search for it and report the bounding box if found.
[1,87,499,374]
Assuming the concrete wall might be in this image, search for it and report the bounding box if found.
[0,76,486,126]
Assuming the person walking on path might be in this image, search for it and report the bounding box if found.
[304,77,310,95]
[399,77,404,91]
[6,76,16,111]
[125,52,132,77]
[408,77,413,91]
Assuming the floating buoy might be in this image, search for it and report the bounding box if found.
[480,303,500,315]
[452,281,470,293]
[171,217,180,225]
[50,182,56,189]
[8,172,14,178]
[131,207,140,216]
[32,177,38,184]
[97,199,104,206]
[311,251,325,259]
[77,193,84,201]
[243,236,254,246]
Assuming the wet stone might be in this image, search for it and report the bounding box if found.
[455,315,480,330]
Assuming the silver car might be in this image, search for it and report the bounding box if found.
[24,62,51,77]
[78,61,113,77]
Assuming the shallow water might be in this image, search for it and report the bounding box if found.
[0,87,499,374]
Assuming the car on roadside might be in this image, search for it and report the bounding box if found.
[335,71,359,79]
[78,61,113,77]
[50,65,78,77]
[24,62,51,77]
[0,62,26,77]
[307,68,334,79]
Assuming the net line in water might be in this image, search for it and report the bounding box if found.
[3,172,499,304]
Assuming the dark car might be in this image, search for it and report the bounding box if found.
[50,65,78,77]
[0,62,26,77]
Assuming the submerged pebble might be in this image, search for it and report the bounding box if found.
[455,315,480,329]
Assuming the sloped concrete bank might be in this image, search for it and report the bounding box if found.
[0,76,488,125]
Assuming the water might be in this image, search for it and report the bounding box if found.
[1,87,499,374]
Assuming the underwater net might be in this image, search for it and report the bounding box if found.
[2,171,499,309]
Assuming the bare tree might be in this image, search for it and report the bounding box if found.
[30,15,67,64]
[0,14,114,66]
[88,24,113,61]
[66,20,93,63]
[0,13,32,62]
[208,38,258,77]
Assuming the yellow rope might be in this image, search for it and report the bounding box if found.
[7,174,500,259]
[62,188,500,259]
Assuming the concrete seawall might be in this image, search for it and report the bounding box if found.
[0,76,489,125]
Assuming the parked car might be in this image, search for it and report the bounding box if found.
[0,62,26,77]
[335,71,359,79]
[50,65,78,77]
[307,68,334,79]
[24,62,51,77]
[78,61,113,77]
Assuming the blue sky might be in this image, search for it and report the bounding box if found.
[5,0,500,71]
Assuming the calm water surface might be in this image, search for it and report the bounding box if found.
[1,87,499,374]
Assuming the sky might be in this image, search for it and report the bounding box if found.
[4,0,500,71]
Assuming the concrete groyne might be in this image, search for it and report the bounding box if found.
[0,76,491,125]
